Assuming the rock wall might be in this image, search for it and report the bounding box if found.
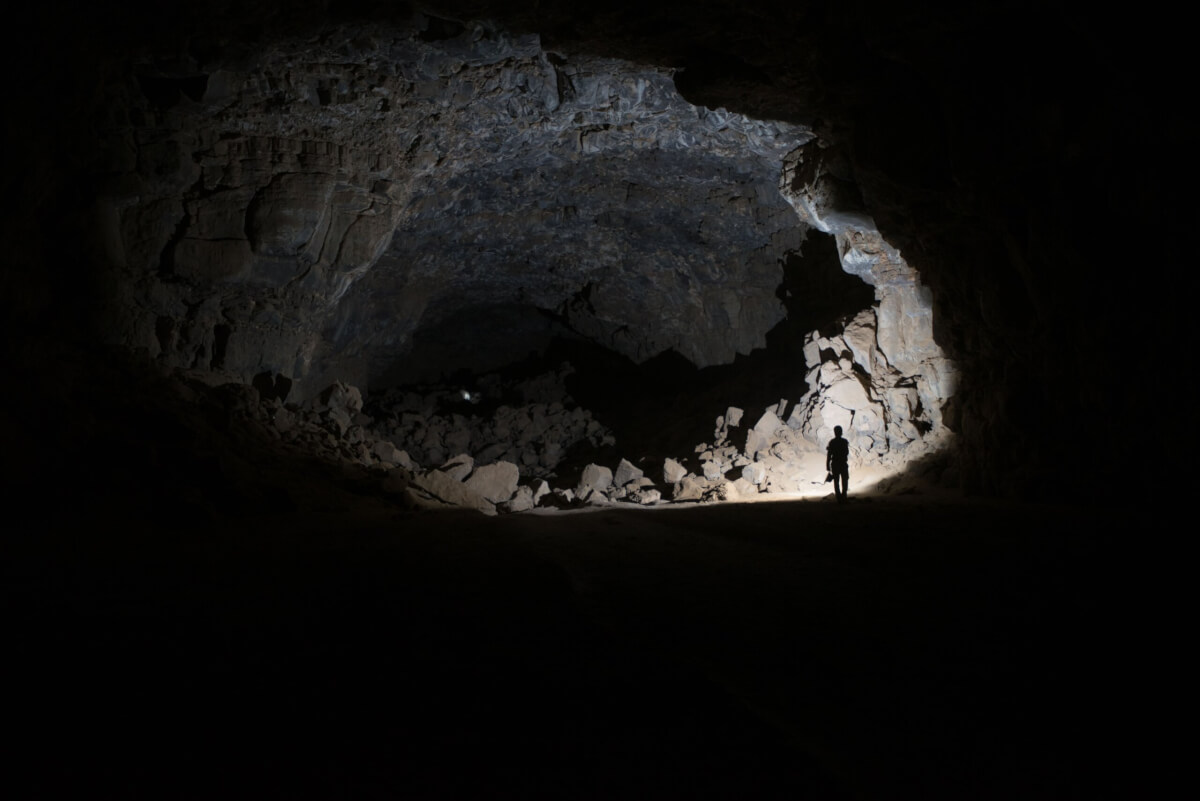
[781,146,957,464]
[95,14,813,399]
[87,8,960,480]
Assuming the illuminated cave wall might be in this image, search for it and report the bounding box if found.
[91,10,955,470]
[9,1,1178,497]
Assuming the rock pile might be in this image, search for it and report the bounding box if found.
[362,365,614,477]
[651,312,954,503]
[787,310,951,466]
[223,364,625,515]
[212,333,951,515]
[98,17,813,397]
[659,404,822,503]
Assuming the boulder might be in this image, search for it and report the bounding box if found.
[392,449,416,470]
[672,474,709,502]
[754,408,783,436]
[465,461,520,503]
[578,487,611,506]
[629,488,662,505]
[408,469,495,515]
[540,441,563,468]
[614,458,644,487]
[741,462,767,485]
[271,406,296,432]
[842,309,877,374]
[577,463,613,496]
[663,458,688,483]
[439,453,474,482]
[500,485,536,513]
[372,439,405,464]
[318,382,364,414]
[731,477,760,497]
[325,406,352,434]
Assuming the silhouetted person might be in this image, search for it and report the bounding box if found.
[826,425,849,503]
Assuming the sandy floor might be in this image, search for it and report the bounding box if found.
[7,482,1126,800]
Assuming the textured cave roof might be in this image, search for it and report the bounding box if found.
[6,0,1190,494]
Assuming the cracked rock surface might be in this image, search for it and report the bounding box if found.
[99,15,812,397]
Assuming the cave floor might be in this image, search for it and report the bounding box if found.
[7,490,1124,800]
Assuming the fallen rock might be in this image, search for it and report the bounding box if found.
[439,453,474,482]
[408,469,495,515]
[465,461,520,503]
[325,405,352,434]
[579,487,611,506]
[731,477,760,497]
[373,439,405,464]
[318,381,364,414]
[629,488,661,505]
[742,462,767,485]
[500,485,535,513]
[663,458,687,483]
[614,458,644,487]
[672,474,709,502]
[577,463,613,496]
[271,406,296,432]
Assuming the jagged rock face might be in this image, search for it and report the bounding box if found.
[25,1,1167,496]
[780,148,957,457]
[99,15,811,394]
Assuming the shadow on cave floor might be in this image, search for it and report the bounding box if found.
[6,344,1134,800]
[6,473,1128,801]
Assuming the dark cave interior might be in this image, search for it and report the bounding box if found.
[3,1,1181,798]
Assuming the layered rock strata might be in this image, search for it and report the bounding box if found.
[780,146,956,463]
[91,10,956,483]
[98,15,811,397]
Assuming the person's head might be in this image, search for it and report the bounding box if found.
[833,425,843,437]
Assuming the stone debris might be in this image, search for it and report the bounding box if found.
[365,365,612,479]
[464,461,520,504]
[500,486,536,513]
[576,464,614,497]
[662,458,687,484]
[207,319,953,515]
[786,310,951,466]
[439,453,475,482]
[731,477,760,497]
[407,469,496,516]
[741,462,767,486]
[629,488,662,505]
[613,458,644,488]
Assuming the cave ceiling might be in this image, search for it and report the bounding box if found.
[11,0,1180,495]
[109,11,827,388]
